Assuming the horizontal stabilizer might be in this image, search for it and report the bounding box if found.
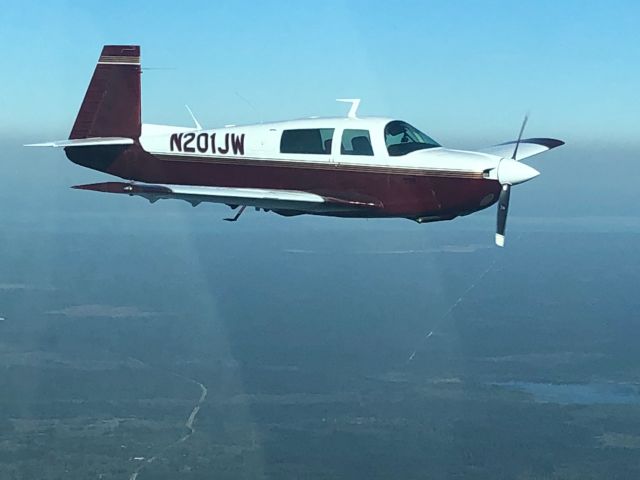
[25,137,134,148]
[479,138,564,161]
[72,182,383,213]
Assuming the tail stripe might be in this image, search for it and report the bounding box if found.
[98,55,140,64]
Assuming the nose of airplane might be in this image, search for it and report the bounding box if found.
[497,159,540,185]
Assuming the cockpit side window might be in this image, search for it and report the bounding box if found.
[280,128,334,154]
[341,129,373,156]
[384,121,440,156]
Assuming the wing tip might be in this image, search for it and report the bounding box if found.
[24,142,55,147]
[498,138,565,150]
[525,138,565,149]
[495,234,505,247]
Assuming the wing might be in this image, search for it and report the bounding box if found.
[72,182,383,214]
[478,138,564,161]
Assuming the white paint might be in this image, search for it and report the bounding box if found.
[497,159,540,185]
[479,142,556,162]
[336,98,361,118]
[25,137,134,148]
[139,116,503,175]
[126,183,356,213]
[141,124,195,136]
[166,185,324,202]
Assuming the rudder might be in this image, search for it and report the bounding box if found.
[69,45,141,140]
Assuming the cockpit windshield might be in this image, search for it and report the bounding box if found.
[384,120,440,156]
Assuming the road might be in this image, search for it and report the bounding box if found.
[128,359,208,480]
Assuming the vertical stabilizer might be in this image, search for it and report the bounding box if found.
[69,45,141,140]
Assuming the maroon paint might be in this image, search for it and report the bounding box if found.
[70,45,141,139]
[65,144,501,219]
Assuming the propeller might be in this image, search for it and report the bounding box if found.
[496,184,511,247]
[495,114,539,247]
[511,114,528,161]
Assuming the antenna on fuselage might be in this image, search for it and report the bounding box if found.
[185,105,202,130]
[336,98,361,119]
[235,91,263,124]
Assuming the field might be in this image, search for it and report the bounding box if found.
[2,222,640,479]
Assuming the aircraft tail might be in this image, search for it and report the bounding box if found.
[69,45,141,140]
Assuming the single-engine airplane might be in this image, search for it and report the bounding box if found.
[28,45,564,246]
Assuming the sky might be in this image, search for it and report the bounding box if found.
[0,0,638,147]
[0,0,638,229]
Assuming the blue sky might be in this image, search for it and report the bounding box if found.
[0,0,638,235]
[1,0,638,148]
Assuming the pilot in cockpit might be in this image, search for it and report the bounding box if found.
[384,120,440,156]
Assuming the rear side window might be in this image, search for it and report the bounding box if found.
[280,128,334,154]
[340,129,373,156]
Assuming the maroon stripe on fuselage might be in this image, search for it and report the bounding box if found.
[66,145,501,218]
[152,153,483,179]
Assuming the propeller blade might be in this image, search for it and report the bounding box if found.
[511,114,529,161]
[495,184,511,247]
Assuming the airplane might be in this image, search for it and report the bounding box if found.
[27,45,564,246]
